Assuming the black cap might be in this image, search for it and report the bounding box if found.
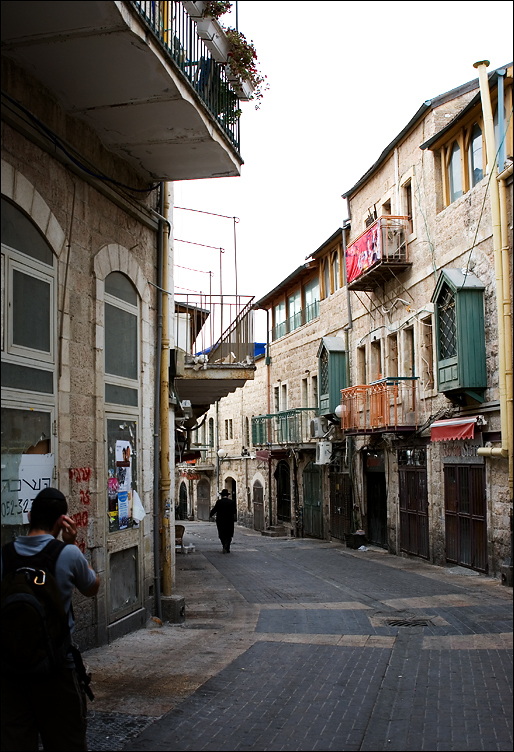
[34,487,66,503]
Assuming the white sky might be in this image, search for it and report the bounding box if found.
[173,0,513,341]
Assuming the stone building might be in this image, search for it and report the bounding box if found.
[182,63,512,578]
[1,1,255,646]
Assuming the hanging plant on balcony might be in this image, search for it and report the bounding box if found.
[224,27,268,107]
[201,1,233,19]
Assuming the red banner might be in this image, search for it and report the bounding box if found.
[346,221,381,284]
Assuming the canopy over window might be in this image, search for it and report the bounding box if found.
[431,417,478,442]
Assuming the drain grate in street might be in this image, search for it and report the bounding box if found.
[182,623,224,630]
[387,618,432,627]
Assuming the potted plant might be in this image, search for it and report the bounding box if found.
[224,27,268,105]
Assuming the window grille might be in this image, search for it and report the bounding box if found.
[438,284,457,360]
[320,349,329,397]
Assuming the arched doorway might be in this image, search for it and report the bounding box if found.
[276,461,291,522]
[225,477,237,501]
[253,480,264,531]
[197,479,210,521]
[178,482,187,521]
[303,461,322,538]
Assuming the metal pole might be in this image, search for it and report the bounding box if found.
[153,183,164,620]
[160,183,173,596]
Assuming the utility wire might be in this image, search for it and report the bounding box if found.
[462,107,513,288]
[1,90,160,193]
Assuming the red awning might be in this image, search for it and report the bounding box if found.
[431,417,477,442]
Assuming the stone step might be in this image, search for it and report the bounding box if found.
[261,526,288,537]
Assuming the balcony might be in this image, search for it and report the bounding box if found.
[346,217,411,291]
[1,1,242,181]
[252,408,318,447]
[340,378,418,435]
[272,300,320,341]
[173,294,255,417]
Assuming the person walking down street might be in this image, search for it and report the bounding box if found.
[1,487,100,751]
[210,489,237,553]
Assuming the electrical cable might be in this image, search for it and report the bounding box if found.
[1,90,160,193]
[461,107,513,288]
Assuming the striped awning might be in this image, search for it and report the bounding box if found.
[431,417,477,442]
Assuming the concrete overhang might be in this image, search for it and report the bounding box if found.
[1,1,242,181]
[175,364,255,414]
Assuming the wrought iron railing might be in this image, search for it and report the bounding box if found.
[346,216,409,287]
[271,300,320,341]
[252,408,318,446]
[131,1,240,149]
[174,294,254,365]
[340,377,418,433]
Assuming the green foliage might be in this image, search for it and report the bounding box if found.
[202,1,232,20]
[225,27,269,108]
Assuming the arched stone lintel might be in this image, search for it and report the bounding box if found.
[93,243,150,303]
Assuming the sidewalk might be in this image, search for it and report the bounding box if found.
[83,521,513,751]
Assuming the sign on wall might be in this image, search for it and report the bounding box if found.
[346,222,381,284]
[1,454,54,525]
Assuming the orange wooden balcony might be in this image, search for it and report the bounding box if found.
[340,378,418,434]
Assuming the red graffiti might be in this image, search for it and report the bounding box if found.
[79,489,91,505]
[71,511,88,528]
[69,467,92,483]
[77,539,86,554]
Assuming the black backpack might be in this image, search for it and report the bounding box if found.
[1,538,71,676]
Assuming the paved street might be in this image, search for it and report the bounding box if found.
[84,522,513,751]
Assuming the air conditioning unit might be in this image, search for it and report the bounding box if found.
[315,441,332,465]
[310,417,328,438]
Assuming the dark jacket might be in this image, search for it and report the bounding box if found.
[210,496,237,533]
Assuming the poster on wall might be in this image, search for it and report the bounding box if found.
[1,454,54,525]
[345,221,382,284]
[107,420,138,533]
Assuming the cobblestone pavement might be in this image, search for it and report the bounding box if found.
[84,522,513,751]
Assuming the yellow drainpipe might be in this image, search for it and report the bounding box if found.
[160,182,173,596]
[498,160,513,501]
[473,61,509,464]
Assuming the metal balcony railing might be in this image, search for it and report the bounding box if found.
[346,216,411,291]
[252,408,318,446]
[174,294,255,365]
[340,377,419,434]
[131,1,240,149]
[272,300,320,341]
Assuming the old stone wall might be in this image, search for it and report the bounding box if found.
[2,59,159,647]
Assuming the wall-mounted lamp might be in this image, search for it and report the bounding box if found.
[217,448,227,459]
[335,404,343,419]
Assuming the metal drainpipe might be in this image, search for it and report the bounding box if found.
[216,400,220,495]
[266,309,273,527]
[153,184,164,621]
[497,160,514,505]
[160,183,173,596]
[473,61,509,462]
[342,222,352,330]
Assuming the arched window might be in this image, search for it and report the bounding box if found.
[1,196,56,538]
[104,271,139,407]
[323,259,330,298]
[332,252,340,291]
[104,271,140,534]
[448,140,463,203]
[468,124,483,187]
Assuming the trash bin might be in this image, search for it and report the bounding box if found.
[345,530,367,550]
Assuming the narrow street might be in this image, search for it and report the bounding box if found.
[84,522,513,751]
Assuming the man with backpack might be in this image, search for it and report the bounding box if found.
[1,487,100,751]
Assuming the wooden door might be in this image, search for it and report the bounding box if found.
[399,464,429,559]
[253,480,264,531]
[330,472,352,541]
[303,462,323,538]
[445,465,487,572]
[197,479,210,521]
